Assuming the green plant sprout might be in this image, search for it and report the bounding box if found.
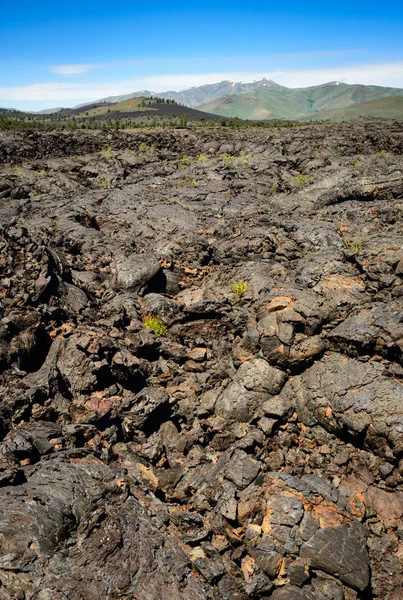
[344,238,363,252]
[143,316,167,336]
[230,280,248,296]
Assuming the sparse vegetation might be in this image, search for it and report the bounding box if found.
[291,174,312,186]
[220,153,252,168]
[220,153,235,168]
[176,177,198,188]
[102,145,113,160]
[238,154,251,166]
[143,316,167,336]
[344,238,363,252]
[139,142,156,155]
[230,280,248,296]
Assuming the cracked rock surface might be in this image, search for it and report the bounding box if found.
[0,122,403,599]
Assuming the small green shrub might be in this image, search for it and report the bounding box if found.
[102,145,113,160]
[291,174,312,186]
[238,154,251,166]
[344,238,363,253]
[220,153,235,168]
[198,154,207,162]
[143,316,167,336]
[230,280,248,296]
[176,177,198,188]
[138,142,156,154]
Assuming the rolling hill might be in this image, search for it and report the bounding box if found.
[1,97,224,127]
[58,97,223,122]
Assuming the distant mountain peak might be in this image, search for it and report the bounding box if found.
[260,78,280,84]
[93,78,287,109]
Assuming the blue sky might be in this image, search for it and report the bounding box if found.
[1,0,403,110]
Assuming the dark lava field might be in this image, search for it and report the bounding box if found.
[0,122,403,600]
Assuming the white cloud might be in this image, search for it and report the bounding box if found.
[48,64,93,75]
[2,62,403,106]
[268,62,403,89]
[47,59,161,76]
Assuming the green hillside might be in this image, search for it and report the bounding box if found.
[197,89,302,120]
[300,96,403,121]
[197,82,403,120]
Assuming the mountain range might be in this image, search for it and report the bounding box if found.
[97,78,285,106]
[10,78,403,121]
[90,78,403,120]
[197,81,403,120]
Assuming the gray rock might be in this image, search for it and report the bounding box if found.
[141,292,181,325]
[288,558,311,587]
[61,281,89,313]
[218,574,249,600]
[266,494,304,526]
[233,359,287,394]
[269,586,316,600]
[112,253,161,293]
[291,352,403,459]
[57,336,99,395]
[262,395,294,419]
[0,452,116,570]
[300,522,370,591]
[327,302,403,362]
[225,449,261,489]
[215,359,287,423]
[249,541,283,577]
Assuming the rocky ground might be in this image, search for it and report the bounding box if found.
[0,122,403,600]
